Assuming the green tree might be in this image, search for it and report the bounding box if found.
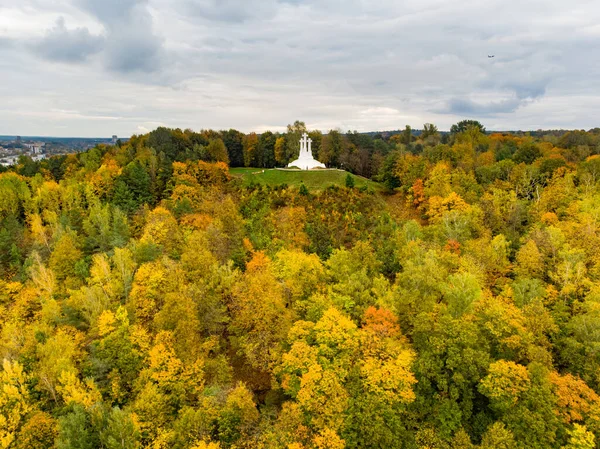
[206,139,230,164]
[113,161,152,213]
[320,130,345,167]
[57,406,100,449]
[422,123,440,139]
[345,173,355,189]
[221,129,245,167]
[403,125,413,145]
[450,120,486,135]
[258,131,277,168]
[100,407,140,449]
[480,423,517,449]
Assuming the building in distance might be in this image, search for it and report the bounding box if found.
[24,141,45,155]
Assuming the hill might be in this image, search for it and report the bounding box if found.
[229,167,383,191]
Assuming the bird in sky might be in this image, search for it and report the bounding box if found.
[488,55,495,58]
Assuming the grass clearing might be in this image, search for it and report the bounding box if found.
[229,167,384,192]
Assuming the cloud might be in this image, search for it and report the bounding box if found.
[79,0,144,23]
[31,17,104,63]
[185,0,276,22]
[103,15,163,73]
[1,0,600,136]
[447,97,522,115]
[184,0,307,22]
[79,0,165,73]
[0,37,14,48]
[447,80,549,116]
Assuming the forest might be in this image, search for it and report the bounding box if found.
[1,121,600,448]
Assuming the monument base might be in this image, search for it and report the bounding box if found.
[287,157,326,171]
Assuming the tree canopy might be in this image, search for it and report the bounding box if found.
[1,122,600,448]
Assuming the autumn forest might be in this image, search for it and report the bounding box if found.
[2,121,600,449]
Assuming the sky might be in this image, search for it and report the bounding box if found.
[0,0,599,137]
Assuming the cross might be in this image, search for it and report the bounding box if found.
[300,133,309,154]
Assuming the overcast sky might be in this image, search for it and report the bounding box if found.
[1,0,599,137]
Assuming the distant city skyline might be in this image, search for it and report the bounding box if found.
[1,0,599,137]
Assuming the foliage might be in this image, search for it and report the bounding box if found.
[0,124,599,448]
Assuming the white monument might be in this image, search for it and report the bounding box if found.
[287,133,326,170]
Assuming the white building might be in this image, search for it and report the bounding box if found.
[0,156,19,167]
[24,142,45,155]
[287,133,326,170]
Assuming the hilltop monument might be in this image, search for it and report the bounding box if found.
[288,133,326,170]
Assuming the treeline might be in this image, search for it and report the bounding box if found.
[2,122,600,448]
[4,121,600,186]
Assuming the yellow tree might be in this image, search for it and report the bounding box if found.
[13,411,57,449]
[140,207,183,257]
[562,424,595,449]
[218,383,259,447]
[275,137,286,165]
[515,240,544,279]
[273,249,325,311]
[128,258,181,325]
[49,232,83,290]
[36,328,83,402]
[272,207,310,250]
[230,252,292,373]
[243,133,259,167]
[0,360,30,449]
[277,309,357,435]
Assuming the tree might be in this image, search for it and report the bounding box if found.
[274,137,286,166]
[403,125,413,145]
[320,130,345,167]
[100,407,140,449]
[378,151,401,191]
[217,383,259,446]
[83,203,130,253]
[277,308,357,436]
[479,361,530,412]
[442,272,482,318]
[480,423,517,449]
[326,241,386,320]
[49,232,84,289]
[140,207,183,257]
[230,252,293,373]
[56,406,100,449]
[422,123,440,139]
[562,424,595,449]
[258,131,277,168]
[285,121,308,164]
[221,129,245,167]
[515,240,544,278]
[0,360,30,448]
[274,249,325,312]
[450,120,485,135]
[242,133,259,167]
[113,161,153,213]
[14,411,57,449]
[206,139,230,164]
[513,142,542,164]
[345,173,355,189]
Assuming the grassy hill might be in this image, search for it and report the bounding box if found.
[229,168,383,192]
